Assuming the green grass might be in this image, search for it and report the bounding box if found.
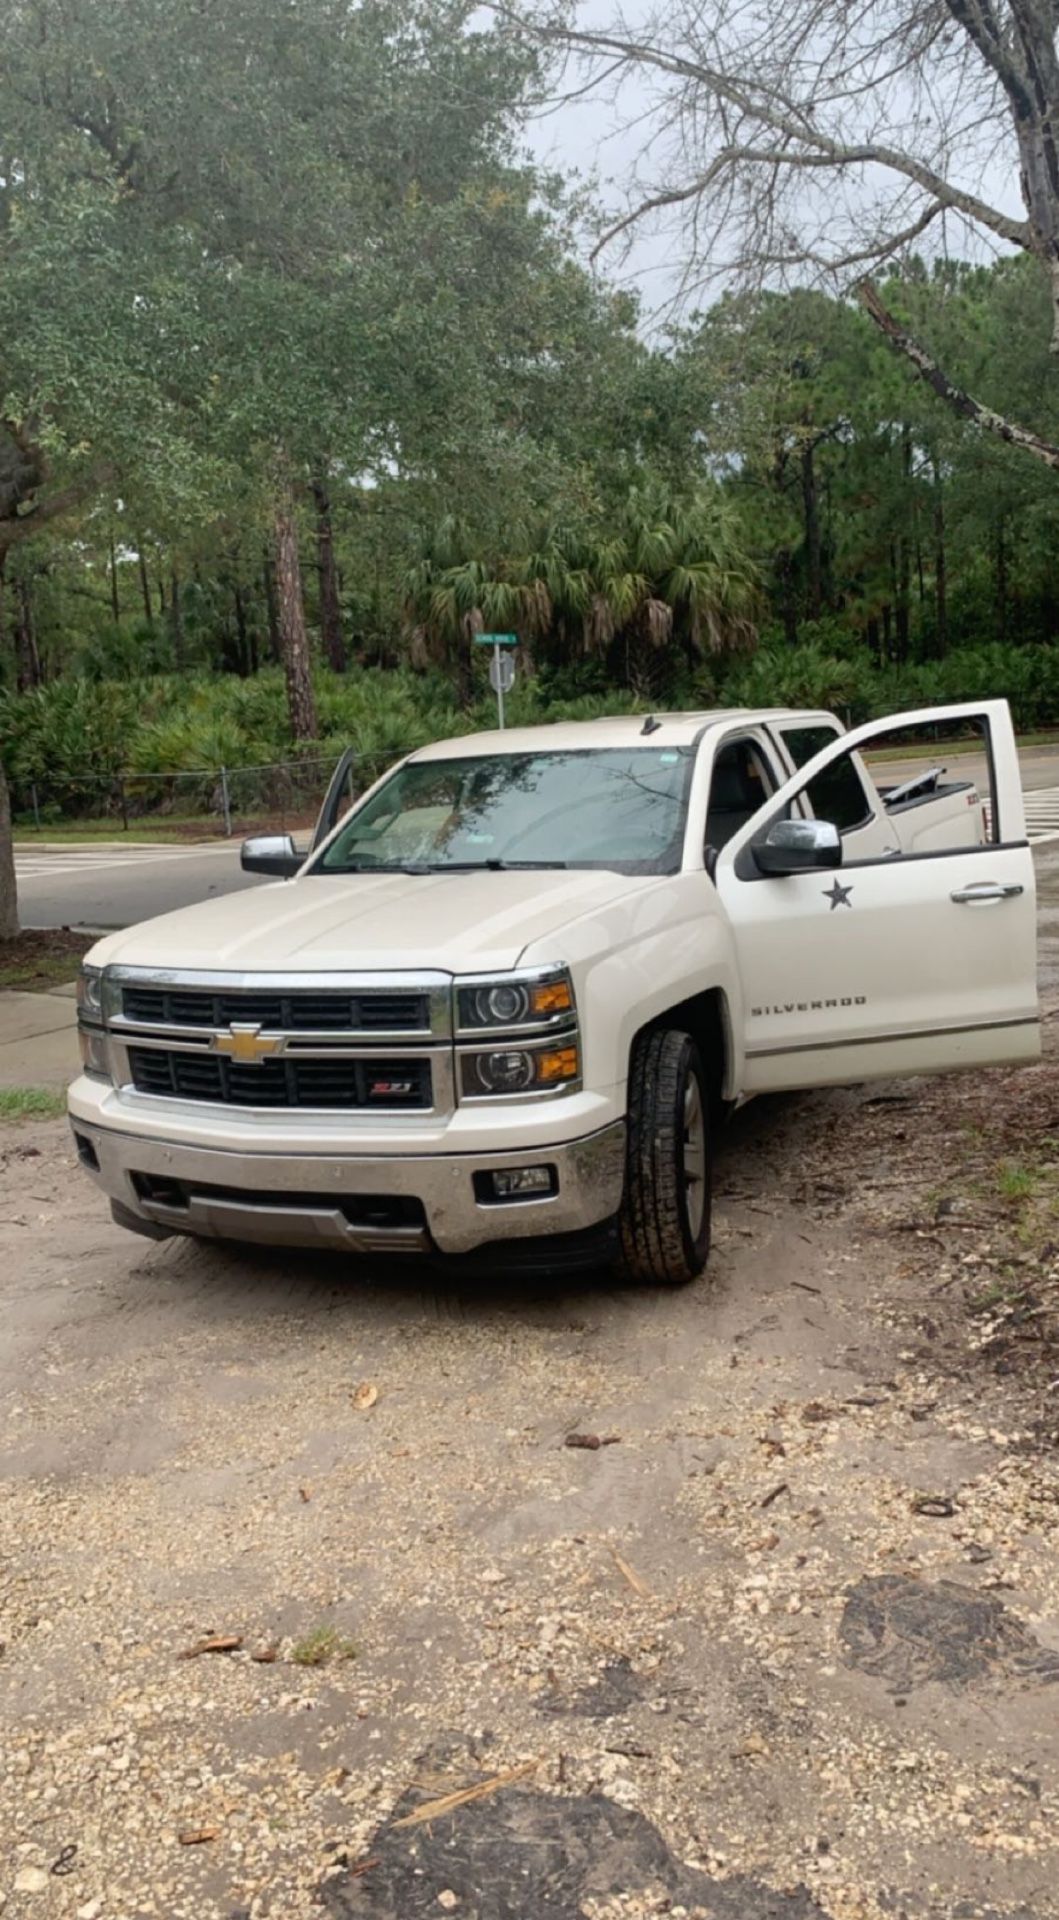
[0,1086,66,1121]
[289,1625,357,1668]
[997,1161,1039,1204]
[13,818,225,844]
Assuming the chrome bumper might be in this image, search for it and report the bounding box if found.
[70,1118,626,1257]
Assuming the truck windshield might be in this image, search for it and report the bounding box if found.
[315,747,695,876]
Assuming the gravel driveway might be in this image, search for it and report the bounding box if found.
[3,855,1059,1920]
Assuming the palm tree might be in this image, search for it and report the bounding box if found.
[403,484,759,698]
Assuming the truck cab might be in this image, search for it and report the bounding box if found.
[70,699,1038,1285]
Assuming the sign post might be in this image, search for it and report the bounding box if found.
[475,632,518,730]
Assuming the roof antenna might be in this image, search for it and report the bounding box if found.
[640,715,662,736]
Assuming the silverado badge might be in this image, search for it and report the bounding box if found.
[213,1023,283,1065]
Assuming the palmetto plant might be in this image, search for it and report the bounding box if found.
[402,488,759,693]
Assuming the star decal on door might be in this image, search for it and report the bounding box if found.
[823,880,854,910]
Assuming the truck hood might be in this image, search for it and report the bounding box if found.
[88,868,655,975]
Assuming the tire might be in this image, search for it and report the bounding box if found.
[617,1027,711,1286]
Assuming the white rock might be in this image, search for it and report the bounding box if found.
[14,1867,49,1894]
[77,1901,103,1920]
[438,1894,459,1911]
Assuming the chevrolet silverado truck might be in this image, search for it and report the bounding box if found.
[69,698,1038,1285]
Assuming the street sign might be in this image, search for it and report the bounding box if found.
[477,633,518,727]
[489,651,516,694]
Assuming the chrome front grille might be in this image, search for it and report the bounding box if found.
[121,985,430,1034]
[106,967,453,1115]
[128,1047,433,1110]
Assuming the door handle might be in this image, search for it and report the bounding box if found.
[950,881,1024,904]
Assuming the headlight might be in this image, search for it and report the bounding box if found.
[456,967,575,1033]
[460,1040,580,1100]
[76,965,104,1020]
[78,1026,112,1083]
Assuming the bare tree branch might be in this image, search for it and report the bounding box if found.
[857,277,1059,466]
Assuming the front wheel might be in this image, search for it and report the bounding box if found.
[616,1028,711,1286]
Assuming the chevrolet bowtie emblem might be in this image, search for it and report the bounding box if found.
[213,1023,283,1065]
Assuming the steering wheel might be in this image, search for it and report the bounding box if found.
[885,764,947,806]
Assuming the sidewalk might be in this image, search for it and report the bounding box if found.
[0,985,79,1089]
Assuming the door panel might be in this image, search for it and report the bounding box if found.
[717,701,1040,1092]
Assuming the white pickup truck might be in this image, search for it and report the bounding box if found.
[69,699,1039,1285]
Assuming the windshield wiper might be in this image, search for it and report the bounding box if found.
[418,859,570,872]
[334,858,570,874]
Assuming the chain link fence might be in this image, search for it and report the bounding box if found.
[10,750,403,838]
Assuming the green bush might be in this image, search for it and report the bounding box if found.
[3,642,1056,827]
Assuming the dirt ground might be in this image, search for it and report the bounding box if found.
[3,858,1059,1920]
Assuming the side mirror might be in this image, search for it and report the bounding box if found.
[240,833,303,878]
[753,818,841,876]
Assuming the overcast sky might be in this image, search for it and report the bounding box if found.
[515,0,1025,331]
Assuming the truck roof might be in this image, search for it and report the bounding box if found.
[408,708,832,760]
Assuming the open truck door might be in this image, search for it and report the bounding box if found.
[717,701,1039,1092]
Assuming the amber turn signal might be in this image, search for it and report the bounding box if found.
[536,1045,579,1084]
[530,979,573,1016]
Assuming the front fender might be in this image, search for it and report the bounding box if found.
[519,873,745,1100]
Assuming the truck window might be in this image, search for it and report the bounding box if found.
[740,714,995,870]
[706,737,778,851]
[314,747,697,876]
[803,755,875,833]
[778,723,840,768]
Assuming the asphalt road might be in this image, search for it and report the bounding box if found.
[15,842,269,931]
[15,741,1059,932]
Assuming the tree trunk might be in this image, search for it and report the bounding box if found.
[233,584,252,676]
[15,573,41,690]
[933,467,947,658]
[774,548,798,645]
[894,425,912,663]
[0,556,18,931]
[272,476,318,740]
[865,613,881,660]
[263,545,282,664]
[109,534,121,625]
[0,753,18,941]
[169,571,184,667]
[311,466,346,672]
[137,545,154,627]
[800,440,822,620]
[996,520,1009,643]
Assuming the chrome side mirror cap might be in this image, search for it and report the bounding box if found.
[240,833,303,878]
[753,818,842,876]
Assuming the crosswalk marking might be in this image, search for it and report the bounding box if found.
[1022,786,1059,845]
[15,846,235,881]
[982,785,1059,846]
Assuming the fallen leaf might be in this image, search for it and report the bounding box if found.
[299,1486,312,1503]
[352,1382,379,1411]
[178,1827,219,1846]
[179,1635,243,1660]
[564,1432,601,1450]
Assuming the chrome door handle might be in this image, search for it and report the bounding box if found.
[950,881,1024,904]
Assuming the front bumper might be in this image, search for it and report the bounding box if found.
[69,1114,626,1258]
